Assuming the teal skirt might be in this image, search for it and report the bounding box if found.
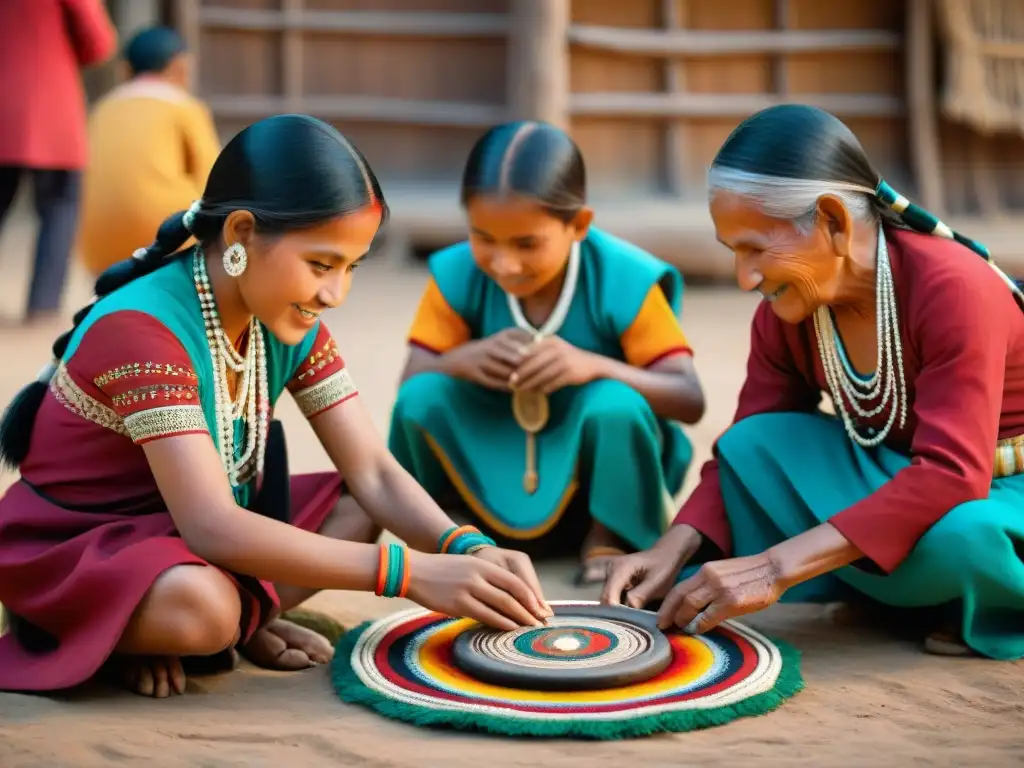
[697,412,1024,660]
[387,372,692,554]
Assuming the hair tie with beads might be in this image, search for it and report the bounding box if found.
[182,199,202,233]
[875,179,1024,308]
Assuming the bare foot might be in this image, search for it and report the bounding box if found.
[117,655,186,698]
[240,618,334,670]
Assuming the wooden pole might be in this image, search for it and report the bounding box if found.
[661,0,690,198]
[507,0,570,128]
[282,0,305,113]
[906,0,945,213]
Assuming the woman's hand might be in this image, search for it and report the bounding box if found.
[510,336,602,394]
[406,550,551,631]
[655,553,786,633]
[446,329,534,391]
[601,524,703,609]
[471,546,553,617]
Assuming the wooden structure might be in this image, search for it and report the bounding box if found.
[111,0,1024,276]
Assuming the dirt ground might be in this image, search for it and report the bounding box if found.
[0,203,1022,767]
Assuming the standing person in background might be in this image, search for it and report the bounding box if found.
[0,0,117,323]
[77,26,221,277]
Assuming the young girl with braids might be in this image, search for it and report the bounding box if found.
[0,114,550,699]
[604,104,1024,660]
[389,121,706,586]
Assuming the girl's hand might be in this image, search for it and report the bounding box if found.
[511,336,602,394]
[446,329,534,391]
[406,550,550,631]
[471,546,553,618]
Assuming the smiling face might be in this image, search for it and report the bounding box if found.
[709,190,857,323]
[465,194,593,299]
[224,205,382,344]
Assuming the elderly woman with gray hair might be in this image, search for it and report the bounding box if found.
[603,104,1024,660]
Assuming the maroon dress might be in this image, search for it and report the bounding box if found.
[0,312,357,692]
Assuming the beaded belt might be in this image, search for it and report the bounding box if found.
[994,434,1024,478]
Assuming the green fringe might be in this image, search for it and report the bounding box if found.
[330,621,804,740]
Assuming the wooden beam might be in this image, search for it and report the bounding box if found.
[568,26,901,57]
[381,184,1024,280]
[570,92,904,119]
[206,95,506,127]
[198,7,508,37]
[507,0,570,128]
[905,0,944,213]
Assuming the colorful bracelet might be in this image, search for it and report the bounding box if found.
[374,542,411,598]
[438,525,497,555]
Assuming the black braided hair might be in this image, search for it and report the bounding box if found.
[461,120,586,223]
[0,113,388,469]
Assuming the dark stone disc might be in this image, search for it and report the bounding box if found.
[450,604,672,691]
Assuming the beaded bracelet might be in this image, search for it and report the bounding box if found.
[374,542,411,598]
[438,525,497,555]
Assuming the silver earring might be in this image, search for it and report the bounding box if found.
[223,242,247,277]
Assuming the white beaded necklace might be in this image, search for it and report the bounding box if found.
[192,247,269,487]
[505,240,581,340]
[812,227,907,448]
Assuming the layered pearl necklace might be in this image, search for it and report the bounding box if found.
[506,240,581,340]
[192,247,269,487]
[812,228,907,448]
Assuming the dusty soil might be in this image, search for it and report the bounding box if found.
[0,204,1021,767]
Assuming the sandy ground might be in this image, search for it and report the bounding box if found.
[0,202,1022,767]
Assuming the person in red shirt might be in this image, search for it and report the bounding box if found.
[0,0,116,322]
[603,104,1024,661]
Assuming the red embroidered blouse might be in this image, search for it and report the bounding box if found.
[673,228,1024,573]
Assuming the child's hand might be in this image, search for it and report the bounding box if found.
[406,550,549,631]
[510,336,602,394]
[447,328,534,391]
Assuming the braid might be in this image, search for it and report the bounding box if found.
[0,201,201,469]
[874,179,1024,310]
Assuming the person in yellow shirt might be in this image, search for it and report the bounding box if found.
[77,26,220,276]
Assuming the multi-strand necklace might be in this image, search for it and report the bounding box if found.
[192,247,269,487]
[812,228,907,448]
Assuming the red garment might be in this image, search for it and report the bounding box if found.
[0,0,117,169]
[0,312,357,692]
[674,228,1024,573]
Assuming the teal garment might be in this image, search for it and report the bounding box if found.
[689,411,1024,661]
[388,227,694,553]
[64,252,320,508]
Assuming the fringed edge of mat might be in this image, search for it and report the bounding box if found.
[329,620,805,741]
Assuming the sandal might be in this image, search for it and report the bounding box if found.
[923,629,977,657]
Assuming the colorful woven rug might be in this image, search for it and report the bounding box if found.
[331,600,803,739]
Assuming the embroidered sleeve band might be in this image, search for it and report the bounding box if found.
[123,405,209,444]
[293,367,358,419]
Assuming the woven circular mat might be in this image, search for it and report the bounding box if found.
[331,600,803,740]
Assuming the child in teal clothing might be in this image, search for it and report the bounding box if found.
[388,121,706,583]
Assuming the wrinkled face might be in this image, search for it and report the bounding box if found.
[465,194,593,298]
[228,205,383,345]
[709,190,849,323]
